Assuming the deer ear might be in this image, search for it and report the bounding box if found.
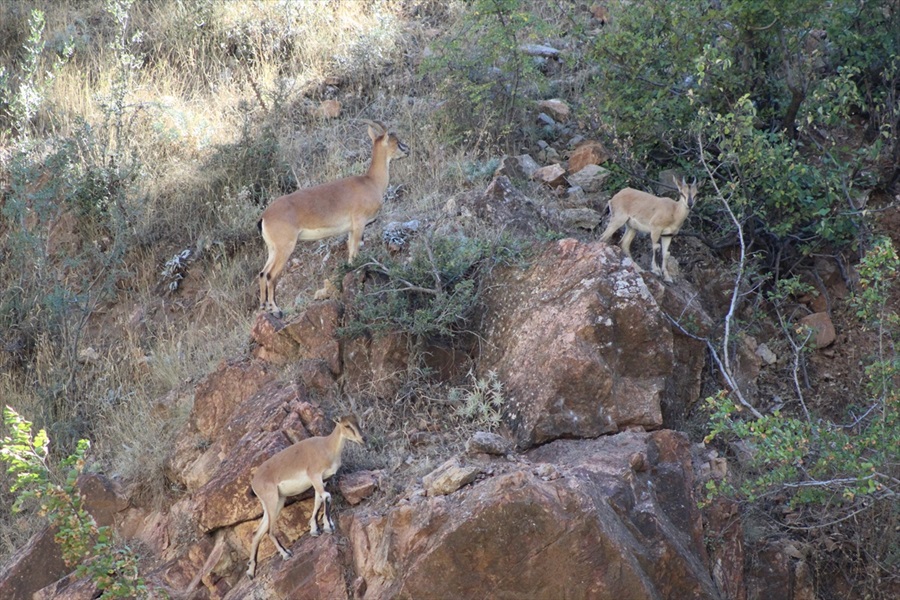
[367,125,380,142]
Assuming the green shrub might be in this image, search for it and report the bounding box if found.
[587,0,897,272]
[0,406,152,598]
[704,237,899,574]
[341,227,525,342]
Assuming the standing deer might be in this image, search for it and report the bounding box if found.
[245,415,365,579]
[258,121,409,317]
[599,177,698,282]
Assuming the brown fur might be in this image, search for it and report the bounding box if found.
[258,122,409,317]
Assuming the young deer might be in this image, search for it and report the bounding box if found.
[258,121,409,317]
[245,415,365,579]
[599,177,698,283]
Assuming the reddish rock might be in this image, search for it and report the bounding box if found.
[251,312,300,364]
[338,470,380,505]
[532,163,567,187]
[568,140,610,173]
[174,382,302,493]
[232,500,315,567]
[189,385,310,530]
[33,574,96,600]
[0,527,69,600]
[116,507,170,556]
[342,332,409,399]
[799,312,836,348]
[705,497,746,600]
[77,472,128,527]
[190,358,273,439]
[252,302,342,370]
[270,535,348,600]
[295,359,339,397]
[480,239,676,448]
[346,431,719,600]
[642,278,714,423]
[289,399,330,437]
[222,534,348,600]
[282,300,342,375]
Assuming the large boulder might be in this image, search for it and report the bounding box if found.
[480,238,687,448]
[0,527,70,600]
[168,358,273,482]
[187,384,312,530]
[345,430,721,600]
[641,277,715,426]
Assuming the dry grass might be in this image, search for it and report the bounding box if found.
[0,0,428,553]
[0,0,528,569]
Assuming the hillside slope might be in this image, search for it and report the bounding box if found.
[1,1,898,598]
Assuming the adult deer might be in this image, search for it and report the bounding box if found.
[245,415,365,579]
[599,177,698,283]
[258,121,409,317]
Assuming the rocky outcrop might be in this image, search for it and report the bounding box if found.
[2,228,737,600]
[250,301,342,371]
[3,383,735,600]
[0,526,70,600]
[450,175,551,236]
[346,430,721,600]
[480,238,708,448]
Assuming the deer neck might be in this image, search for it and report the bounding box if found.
[367,143,391,191]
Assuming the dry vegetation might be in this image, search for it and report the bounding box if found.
[0,0,531,560]
[0,0,373,553]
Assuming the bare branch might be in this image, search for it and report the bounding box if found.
[696,132,764,418]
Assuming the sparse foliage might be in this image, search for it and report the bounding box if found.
[704,238,900,589]
[423,0,551,148]
[0,406,151,598]
[341,227,524,342]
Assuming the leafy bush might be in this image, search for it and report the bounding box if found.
[704,237,900,583]
[0,406,151,598]
[341,227,525,342]
[588,0,898,271]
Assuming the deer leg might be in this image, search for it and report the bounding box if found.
[619,227,642,272]
[660,235,674,282]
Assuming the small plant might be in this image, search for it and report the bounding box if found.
[451,371,506,431]
[0,406,151,598]
[0,9,73,142]
[158,248,194,294]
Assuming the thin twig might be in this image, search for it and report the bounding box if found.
[696,132,763,418]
